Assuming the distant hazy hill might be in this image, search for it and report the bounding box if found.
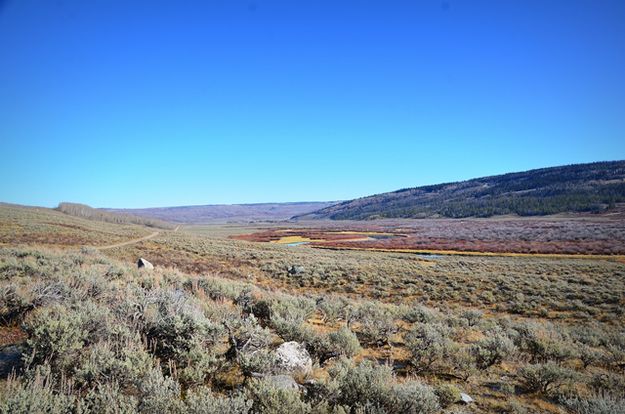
[105,201,337,224]
[296,161,625,220]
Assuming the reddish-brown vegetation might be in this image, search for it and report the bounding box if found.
[232,218,625,255]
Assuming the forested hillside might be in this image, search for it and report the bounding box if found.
[297,161,625,220]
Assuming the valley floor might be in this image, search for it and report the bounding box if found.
[1,204,624,413]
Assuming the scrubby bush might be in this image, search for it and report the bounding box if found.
[400,303,439,324]
[562,395,625,414]
[588,372,625,397]
[325,359,439,413]
[23,304,90,370]
[0,372,75,414]
[136,368,184,414]
[317,296,349,324]
[245,378,311,414]
[305,327,362,364]
[74,340,152,389]
[326,359,393,409]
[513,322,577,363]
[460,309,483,327]
[326,327,362,359]
[271,315,312,343]
[270,296,316,324]
[352,302,396,346]
[239,349,279,377]
[435,383,461,407]
[184,387,252,414]
[389,380,440,414]
[471,329,516,369]
[79,382,138,414]
[405,323,453,373]
[141,289,224,384]
[225,315,273,359]
[0,284,32,323]
[580,345,606,369]
[447,345,477,380]
[518,363,577,395]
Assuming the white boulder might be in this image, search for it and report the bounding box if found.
[460,392,474,404]
[137,258,154,269]
[274,341,312,376]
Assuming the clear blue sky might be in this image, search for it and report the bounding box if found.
[1,0,624,208]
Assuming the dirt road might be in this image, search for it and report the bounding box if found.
[96,231,160,250]
[95,225,178,250]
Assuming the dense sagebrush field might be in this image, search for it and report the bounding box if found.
[1,205,624,413]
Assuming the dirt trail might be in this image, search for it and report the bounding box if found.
[96,231,160,250]
[95,224,180,251]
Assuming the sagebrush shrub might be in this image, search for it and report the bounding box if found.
[239,349,279,377]
[326,327,362,359]
[461,309,483,327]
[471,329,516,369]
[513,322,577,363]
[435,383,461,407]
[225,315,273,359]
[388,380,440,414]
[518,363,577,395]
[589,372,625,397]
[79,382,138,414]
[316,296,349,324]
[400,303,439,324]
[136,368,184,414]
[23,304,89,369]
[405,323,453,373]
[0,371,75,414]
[562,395,625,414]
[245,378,311,414]
[184,387,252,414]
[326,359,392,409]
[352,302,396,346]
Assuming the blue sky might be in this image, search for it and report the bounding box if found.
[1,0,624,208]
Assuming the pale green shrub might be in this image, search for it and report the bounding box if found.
[405,323,453,373]
[136,368,184,414]
[563,396,625,414]
[518,363,577,395]
[471,329,516,369]
[79,382,138,414]
[184,387,251,414]
[245,378,311,414]
[435,383,461,407]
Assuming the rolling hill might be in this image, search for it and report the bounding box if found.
[105,201,337,223]
[296,161,625,220]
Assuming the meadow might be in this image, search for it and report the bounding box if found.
[1,204,624,413]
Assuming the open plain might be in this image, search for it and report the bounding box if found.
[1,204,624,413]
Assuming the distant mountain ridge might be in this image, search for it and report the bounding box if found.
[296,161,625,220]
[105,201,337,224]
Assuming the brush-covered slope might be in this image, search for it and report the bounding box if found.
[57,202,175,229]
[297,161,625,220]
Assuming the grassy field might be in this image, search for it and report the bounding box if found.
[1,205,624,413]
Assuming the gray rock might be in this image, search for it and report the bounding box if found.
[460,393,474,404]
[264,374,300,391]
[137,258,154,269]
[274,341,312,376]
[0,345,23,378]
[287,265,304,275]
